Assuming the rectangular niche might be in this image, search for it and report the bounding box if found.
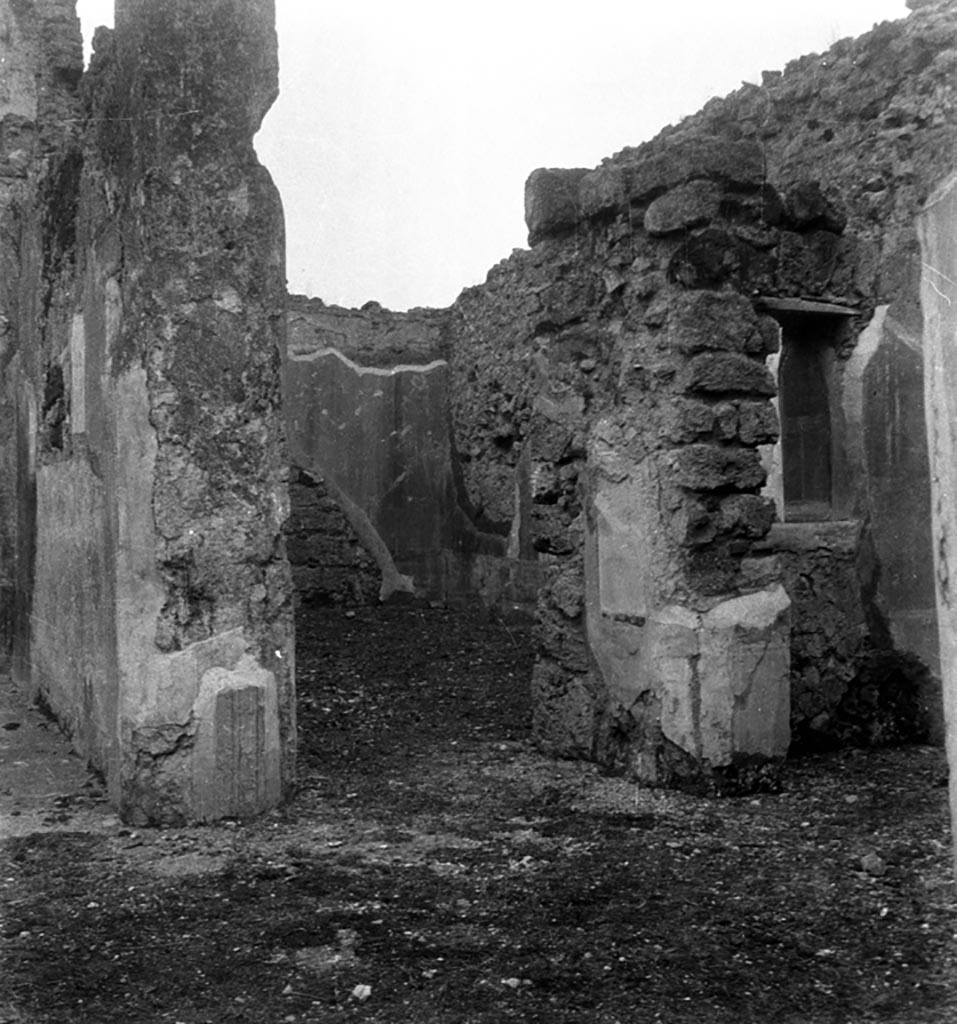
[756,297,857,523]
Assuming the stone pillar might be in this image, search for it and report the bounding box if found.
[101,0,295,823]
[576,290,791,789]
[918,173,957,874]
[2,0,295,824]
[513,144,793,791]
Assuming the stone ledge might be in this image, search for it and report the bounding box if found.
[759,520,862,554]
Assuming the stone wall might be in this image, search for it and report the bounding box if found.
[449,161,791,790]
[288,295,449,367]
[0,0,83,673]
[5,0,945,814]
[0,0,295,824]
[440,0,954,782]
[274,2,951,783]
[283,296,542,613]
[670,0,953,744]
[768,522,930,751]
[918,171,957,874]
[285,468,380,606]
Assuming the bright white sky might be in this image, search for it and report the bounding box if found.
[77,1,909,311]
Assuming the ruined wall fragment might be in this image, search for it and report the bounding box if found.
[285,468,380,606]
[284,296,541,612]
[919,172,957,874]
[674,4,953,739]
[0,0,84,673]
[444,1,954,781]
[0,0,295,824]
[276,2,948,781]
[449,143,791,789]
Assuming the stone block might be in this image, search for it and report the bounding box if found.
[644,180,722,235]
[755,315,782,355]
[529,413,578,463]
[666,290,765,355]
[550,567,585,620]
[628,138,765,204]
[525,167,589,245]
[737,400,780,444]
[579,165,627,219]
[191,654,281,821]
[784,181,847,232]
[758,183,788,226]
[652,587,790,767]
[714,403,739,440]
[697,586,791,763]
[738,554,782,590]
[667,228,750,289]
[151,628,247,724]
[537,273,598,327]
[683,352,776,396]
[580,138,763,221]
[672,444,767,491]
[681,498,718,547]
[718,493,777,537]
[776,229,842,294]
[665,398,716,442]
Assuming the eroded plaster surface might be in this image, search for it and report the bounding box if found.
[283,299,541,611]
[919,172,957,870]
[0,0,294,824]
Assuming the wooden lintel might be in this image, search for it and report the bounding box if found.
[754,296,860,316]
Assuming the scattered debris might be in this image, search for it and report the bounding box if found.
[2,606,956,1024]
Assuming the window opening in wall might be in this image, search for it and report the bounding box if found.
[778,321,833,521]
[758,300,856,524]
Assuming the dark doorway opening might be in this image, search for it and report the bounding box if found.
[759,301,857,523]
[778,320,834,521]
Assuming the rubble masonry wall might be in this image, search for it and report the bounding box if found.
[279,3,952,783]
[444,0,954,781]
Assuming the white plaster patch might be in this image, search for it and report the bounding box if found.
[288,345,446,376]
[69,313,86,434]
[113,365,164,728]
[698,586,791,764]
[885,309,925,355]
[650,606,701,758]
[593,473,653,621]
[227,181,250,217]
[105,277,122,348]
[759,343,784,520]
[214,287,242,313]
[843,304,888,483]
[143,627,247,723]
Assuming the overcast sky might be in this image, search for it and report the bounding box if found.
[77,1,910,312]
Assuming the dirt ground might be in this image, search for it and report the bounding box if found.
[2,604,957,1024]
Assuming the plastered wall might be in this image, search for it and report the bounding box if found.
[919,173,957,872]
[0,0,295,824]
[283,296,542,613]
